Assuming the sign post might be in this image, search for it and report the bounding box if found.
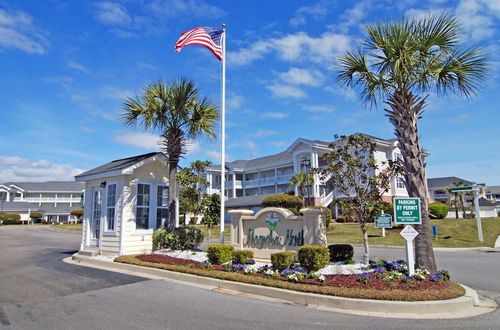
[394,198,422,276]
[450,184,483,242]
[400,225,419,276]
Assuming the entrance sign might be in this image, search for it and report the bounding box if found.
[400,225,419,276]
[375,214,393,229]
[394,198,422,224]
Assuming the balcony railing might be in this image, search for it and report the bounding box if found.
[434,193,449,199]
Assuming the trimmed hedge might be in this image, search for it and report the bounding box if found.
[298,245,330,271]
[153,227,204,250]
[429,202,448,219]
[232,250,254,264]
[262,194,303,211]
[328,244,354,262]
[0,213,21,225]
[270,252,297,271]
[30,212,43,220]
[207,244,234,264]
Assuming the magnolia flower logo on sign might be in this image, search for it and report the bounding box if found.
[264,212,281,231]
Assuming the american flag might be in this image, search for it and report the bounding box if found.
[175,26,223,60]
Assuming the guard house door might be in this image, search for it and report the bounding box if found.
[90,188,103,246]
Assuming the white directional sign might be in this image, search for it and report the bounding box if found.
[400,225,419,241]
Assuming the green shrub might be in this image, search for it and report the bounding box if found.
[207,244,234,264]
[328,244,354,262]
[262,194,303,213]
[303,206,332,227]
[429,202,448,219]
[336,216,346,223]
[153,227,205,250]
[270,252,297,271]
[232,250,254,264]
[70,209,83,218]
[298,245,330,271]
[0,213,21,225]
[30,212,43,220]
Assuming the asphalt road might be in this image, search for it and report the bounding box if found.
[0,226,499,329]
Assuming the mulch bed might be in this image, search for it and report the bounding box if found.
[136,254,450,291]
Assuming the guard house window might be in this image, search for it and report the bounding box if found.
[396,176,405,189]
[106,184,117,231]
[136,184,150,230]
[156,185,169,229]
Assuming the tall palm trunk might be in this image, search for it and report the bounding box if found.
[385,90,437,274]
[163,129,185,232]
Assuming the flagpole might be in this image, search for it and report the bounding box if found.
[220,23,226,244]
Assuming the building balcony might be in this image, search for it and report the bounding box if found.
[242,174,293,188]
[24,197,82,203]
[434,193,449,199]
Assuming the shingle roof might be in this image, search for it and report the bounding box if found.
[427,177,473,189]
[2,181,84,192]
[75,152,164,179]
[486,185,500,194]
[479,197,495,207]
[228,151,293,170]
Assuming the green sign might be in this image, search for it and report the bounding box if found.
[394,198,422,224]
[450,186,473,192]
[375,214,393,228]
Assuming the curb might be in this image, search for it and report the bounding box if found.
[494,236,500,249]
[46,226,82,234]
[68,253,496,319]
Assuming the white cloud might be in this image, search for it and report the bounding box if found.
[338,1,369,33]
[324,85,356,100]
[266,83,306,99]
[278,67,325,87]
[261,112,289,119]
[0,8,47,54]
[114,132,161,150]
[41,75,74,89]
[0,156,85,182]
[302,105,335,113]
[94,2,132,26]
[249,129,279,138]
[146,0,227,18]
[227,93,243,109]
[67,60,90,73]
[100,86,134,100]
[290,3,329,27]
[229,31,351,67]
[445,113,471,125]
[268,141,289,148]
[204,150,221,161]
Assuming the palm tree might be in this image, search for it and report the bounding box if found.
[337,14,488,272]
[122,79,218,231]
[289,172,313,206]
[446,181,466,219]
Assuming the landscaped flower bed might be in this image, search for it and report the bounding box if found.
[116,254,465,301]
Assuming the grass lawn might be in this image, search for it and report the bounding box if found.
[193,225,231,242]
[51,223,82,231]
[327,217,500,248]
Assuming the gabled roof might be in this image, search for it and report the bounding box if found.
[2,181,84,192]
[228,151,293,171]
[427,177,473,189]
[478,197,495,207]
[75,152,167,181]
[486,185,500,194]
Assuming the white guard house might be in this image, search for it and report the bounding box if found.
[75,152,170,256]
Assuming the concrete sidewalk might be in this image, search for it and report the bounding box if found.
[68,253,497,319]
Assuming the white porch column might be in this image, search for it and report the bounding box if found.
[274,168,278,193]
[232,173,236,198]
[311,151,320,198]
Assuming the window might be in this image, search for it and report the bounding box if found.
[106,184,117,231]
[396,176,405,189]
[394,152,403,162]
[156,185,169,229]
[136,184,150,230]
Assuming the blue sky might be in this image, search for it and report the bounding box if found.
[0,0,499,185]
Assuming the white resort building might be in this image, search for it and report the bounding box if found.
[204,134,409,215]
[0,181,84,222]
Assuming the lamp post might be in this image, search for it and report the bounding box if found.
[300,157,311,207]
